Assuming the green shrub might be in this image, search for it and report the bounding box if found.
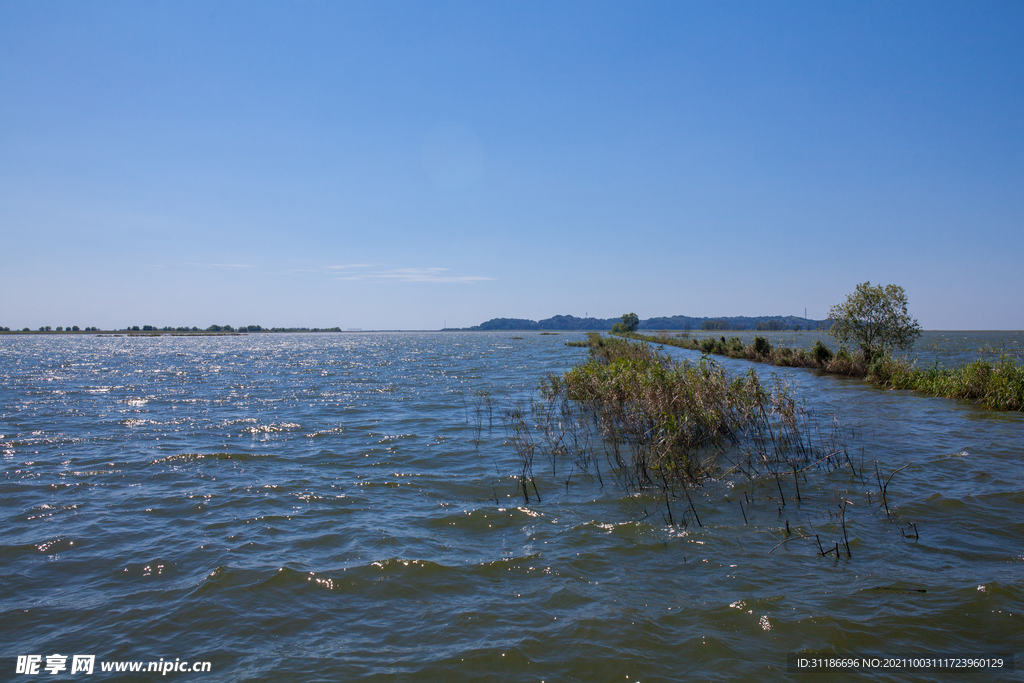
[770,346,797,366]
[867,356,899,384]
[753,336,772,356]
[812,340,833,366]
[826,348,867,376]
[726,336,745,357]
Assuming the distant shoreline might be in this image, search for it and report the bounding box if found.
[3,328,1023,336]
[448,313,831,332]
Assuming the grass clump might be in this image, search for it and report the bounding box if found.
[753,335,772,357]
[536,334,842,495]
[812,340,833,366]
[874,356,1024,411]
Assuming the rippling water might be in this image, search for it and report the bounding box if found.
[2,332,1022,681]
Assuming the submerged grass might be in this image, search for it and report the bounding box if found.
[619,331,1024,412]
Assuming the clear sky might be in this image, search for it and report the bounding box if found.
[2,1,1022,330]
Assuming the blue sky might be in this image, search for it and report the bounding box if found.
[2,1,1022,330]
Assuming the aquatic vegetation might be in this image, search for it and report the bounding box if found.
[752,335,772,357]
[875,356,1024,412]
[824,347,864,376]
[486,333,926,556]
[623,331,858,373]
[522,336,850,509]
[617,331,1024,412]
[811,339,833,365]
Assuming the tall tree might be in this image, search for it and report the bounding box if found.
[828,282,922,363]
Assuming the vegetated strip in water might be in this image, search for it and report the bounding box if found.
[615,331,1024,412]
[520,334,918,556]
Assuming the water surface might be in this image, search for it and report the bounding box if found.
[1,332,1022,681]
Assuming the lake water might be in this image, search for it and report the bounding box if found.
[2,331,1022,681]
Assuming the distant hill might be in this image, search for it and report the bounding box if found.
[452,314,830,332]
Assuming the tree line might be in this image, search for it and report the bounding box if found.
[462,313,830,332]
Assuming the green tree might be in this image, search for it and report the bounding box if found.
[828,282,922,363]
[612,313,639,334]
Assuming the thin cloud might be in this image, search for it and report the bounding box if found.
[334,267,493,283]
[375,268,493,283]
[189,263,257,269]
[327,263,378,270]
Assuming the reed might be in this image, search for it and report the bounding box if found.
[504,403,541,503]
[620,330,870,374]
[529,335,848,504]
[491,334,924,555]
[618,331,1024,412]
[872,356,1024,411]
